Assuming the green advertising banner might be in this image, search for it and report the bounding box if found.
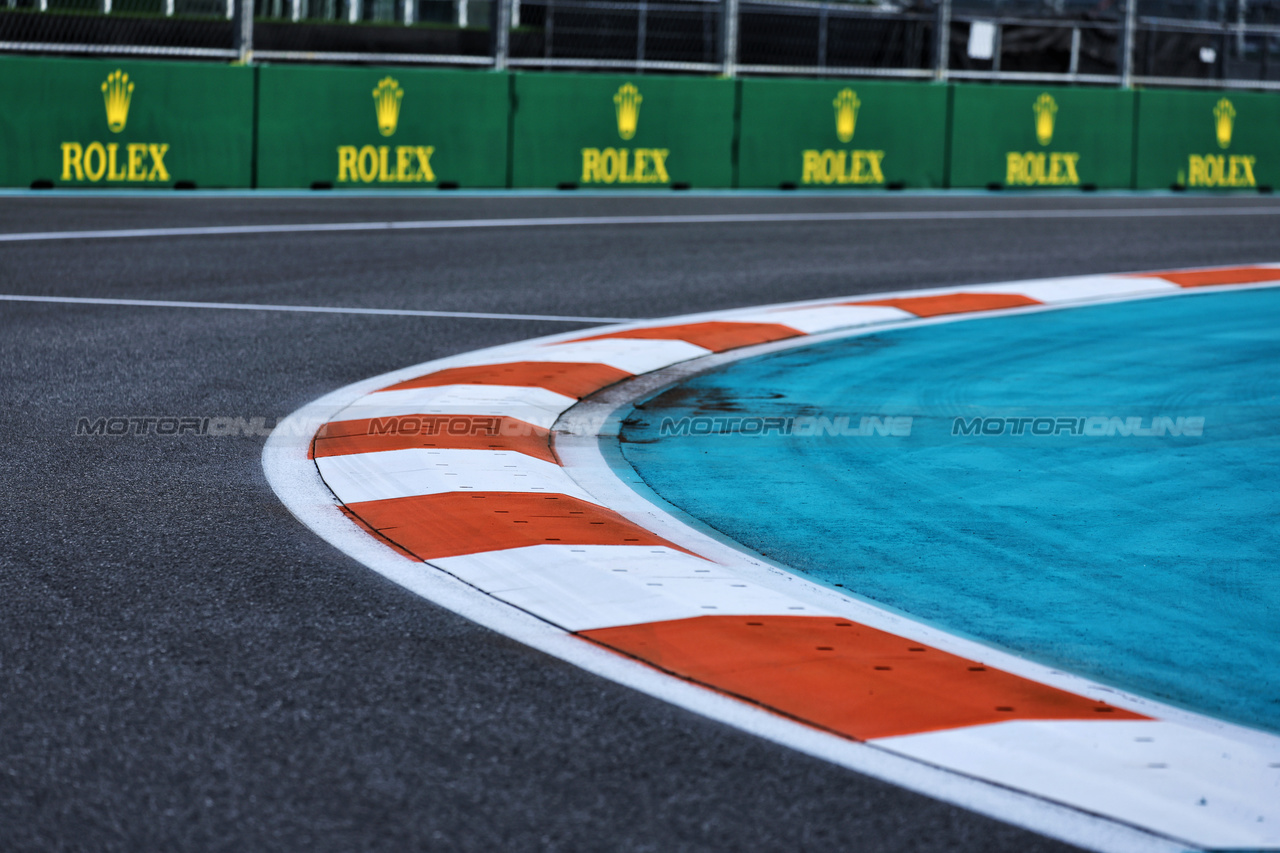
[0,55,253,189]
[1135,88,1280,190]
[256,65,510,189]
[510,72,735,189]
[738,78,948,189]
[949,83,1135,189]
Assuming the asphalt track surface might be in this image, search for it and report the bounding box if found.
[2,192,1278,852]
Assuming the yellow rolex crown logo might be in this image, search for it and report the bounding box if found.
[1033,93,1057,146]
[614,83,642,141]
[101,69,134,134]
[1214,98,1236,149]
[833,88,860,144]
[372,76,404,137]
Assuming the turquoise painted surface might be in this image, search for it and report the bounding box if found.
[620,288,1280,733]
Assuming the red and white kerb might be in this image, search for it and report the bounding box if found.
[303,265,1280,852]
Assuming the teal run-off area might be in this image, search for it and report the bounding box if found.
[619,288,1280,734]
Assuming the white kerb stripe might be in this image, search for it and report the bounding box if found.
[335,384,578,430]
[530,338,713,374]
[978,275,1182,304]
[401,338,711,379]
[430,544,830,632]
[873,719,1280,850]
[742,304,913,333]
[316,449,601,505]
[407,339,710,381]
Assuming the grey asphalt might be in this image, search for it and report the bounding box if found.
[1,191,1277,852]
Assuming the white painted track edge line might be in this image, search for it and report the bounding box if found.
[0,294,638,324]
[12,264,1274,330]
[7,205,1280,243]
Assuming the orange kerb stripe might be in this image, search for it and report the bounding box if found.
[382,361,634,398]
[345,491,698,560]
[581,615,1148,740]
[848,292,1042,318]
[1133,266,1280,288]
[568,321,805,353]
[310,415,555,463]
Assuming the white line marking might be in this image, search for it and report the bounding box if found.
[0,294,636,324]
[5,206,1280,243]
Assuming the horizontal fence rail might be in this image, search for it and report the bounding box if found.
[2,0,1280,89]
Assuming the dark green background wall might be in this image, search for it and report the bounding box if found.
[950,83,1135,189]
[1135,88,1280,190]
[0,54,253,189]
[256,64,510,189]
[2,54,1277,193]
[738,78,949,189]
[510,71,736,189]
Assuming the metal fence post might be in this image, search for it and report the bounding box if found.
[491,0,511,70]
[1218,0,1229,79]
[1121,0,1137,86]
[233,0,254,63]
[934,0,950,80]
[721,0,739,76]
[817,0,828,69]
[544,0,554,57]
[1235,0,1246,58]
[637,0,647,65]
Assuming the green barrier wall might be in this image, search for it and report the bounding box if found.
[5,55,1272,194]
[0,55,253,189]
[949,83,1135,189]
[738,78,948,189]
[510,72,735,189]
[1135,88,1280,190]
[256,65,510,189]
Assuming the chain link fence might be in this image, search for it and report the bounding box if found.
[736,0,935,76]
[1134,0,1280,83]
[2,0,1278,88]
[251,0,493,63]
[0,0,237,57]
[508,0,722,71]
